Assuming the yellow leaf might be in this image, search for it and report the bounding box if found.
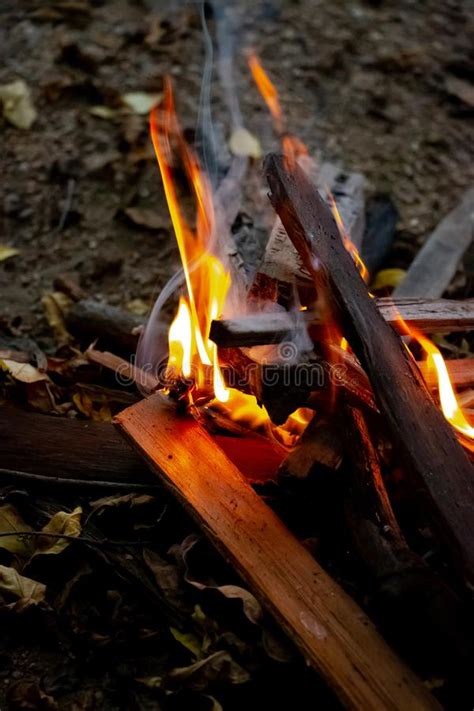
[0,245,20,262]
[1,359,49,384]
[370,268,406,292]
[0,80,37,129]
[0,565,46,610]
[0,504,34,557]
[41,293,72,346]
[35,507,82,556]
[229,127,262,159]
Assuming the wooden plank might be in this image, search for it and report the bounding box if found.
[210,297,474,348]
[394,187,474,298]
[115,394,438,711]
[264,153,474,588]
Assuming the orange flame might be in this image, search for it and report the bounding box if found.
[327,192,369,283]
[248,52,282,131]
[248,52,307,168]
[396,316,474,444]
[150,80,311,444]
[150,80,230,401]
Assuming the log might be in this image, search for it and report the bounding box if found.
[0,407,156,487]
[394,187,474,298]
[65,299,143,354]
[115,394,438,711]
[343,407,474,678]
[210,297,474,348]
[0,407,282,488]
[249,162,365,298]
[360,194,399,277]
[264,153,474,587]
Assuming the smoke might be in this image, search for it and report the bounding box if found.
[135,0,252,391]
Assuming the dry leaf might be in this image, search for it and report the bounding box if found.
[1,359,49,384]
[89,105,117,120]
[229,127,262,159]
[370,268,406,291]
[41,292,72,346]
[0,245,20,262]
[0,504,34,557]
[0,80,37,129]
[122,91,162,115]
[73,391,112,421]
[0,565,46,610]
[124,206,164,230]
[167,651,250,690]
[170,627,203,658]
[126,298,149,316]
[445,77,474,108]
[35,507,82,556]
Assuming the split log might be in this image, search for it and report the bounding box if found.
[210,297,474,348]
[249,162,365,299]
[394,187,474,298]
[343,407,474,678]
[115,394,438,711]
[264,153,474,587]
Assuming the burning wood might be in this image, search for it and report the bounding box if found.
[264,153,474,588]
[115,394,438,711]
[210,296,474,347]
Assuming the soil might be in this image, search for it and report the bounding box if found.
[1,0,473,347]
[0,1,473,709]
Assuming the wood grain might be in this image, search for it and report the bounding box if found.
[264,153,474,587]
[115,394,438,711]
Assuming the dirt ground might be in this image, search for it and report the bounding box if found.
[1,0,473,709]
[1,0,473,345]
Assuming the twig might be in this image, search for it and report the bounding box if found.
[0,531,149,547]
[0,467,161,492]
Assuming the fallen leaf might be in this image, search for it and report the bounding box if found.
[167,651,250,690]
[170,627,203,658]
[7,681,57,711]
[122,91,162,115]
[229,127,262,159]
[0,564,46,610]
[35,507,82,556]
[126,298,149,316]
[89,105,118,120]
[41,293,72,347]
[143,548,192,615]
[445,77,474,108]
[1,359,49,384]
[124,206,164,230]
[172,535,262,624]
[0,245,20,262]
[370,268,406,292]
[0,80,37,129]
[0,504,34,557]
[73,391,112,421]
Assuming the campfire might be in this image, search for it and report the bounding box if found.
[114,55,474,710]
